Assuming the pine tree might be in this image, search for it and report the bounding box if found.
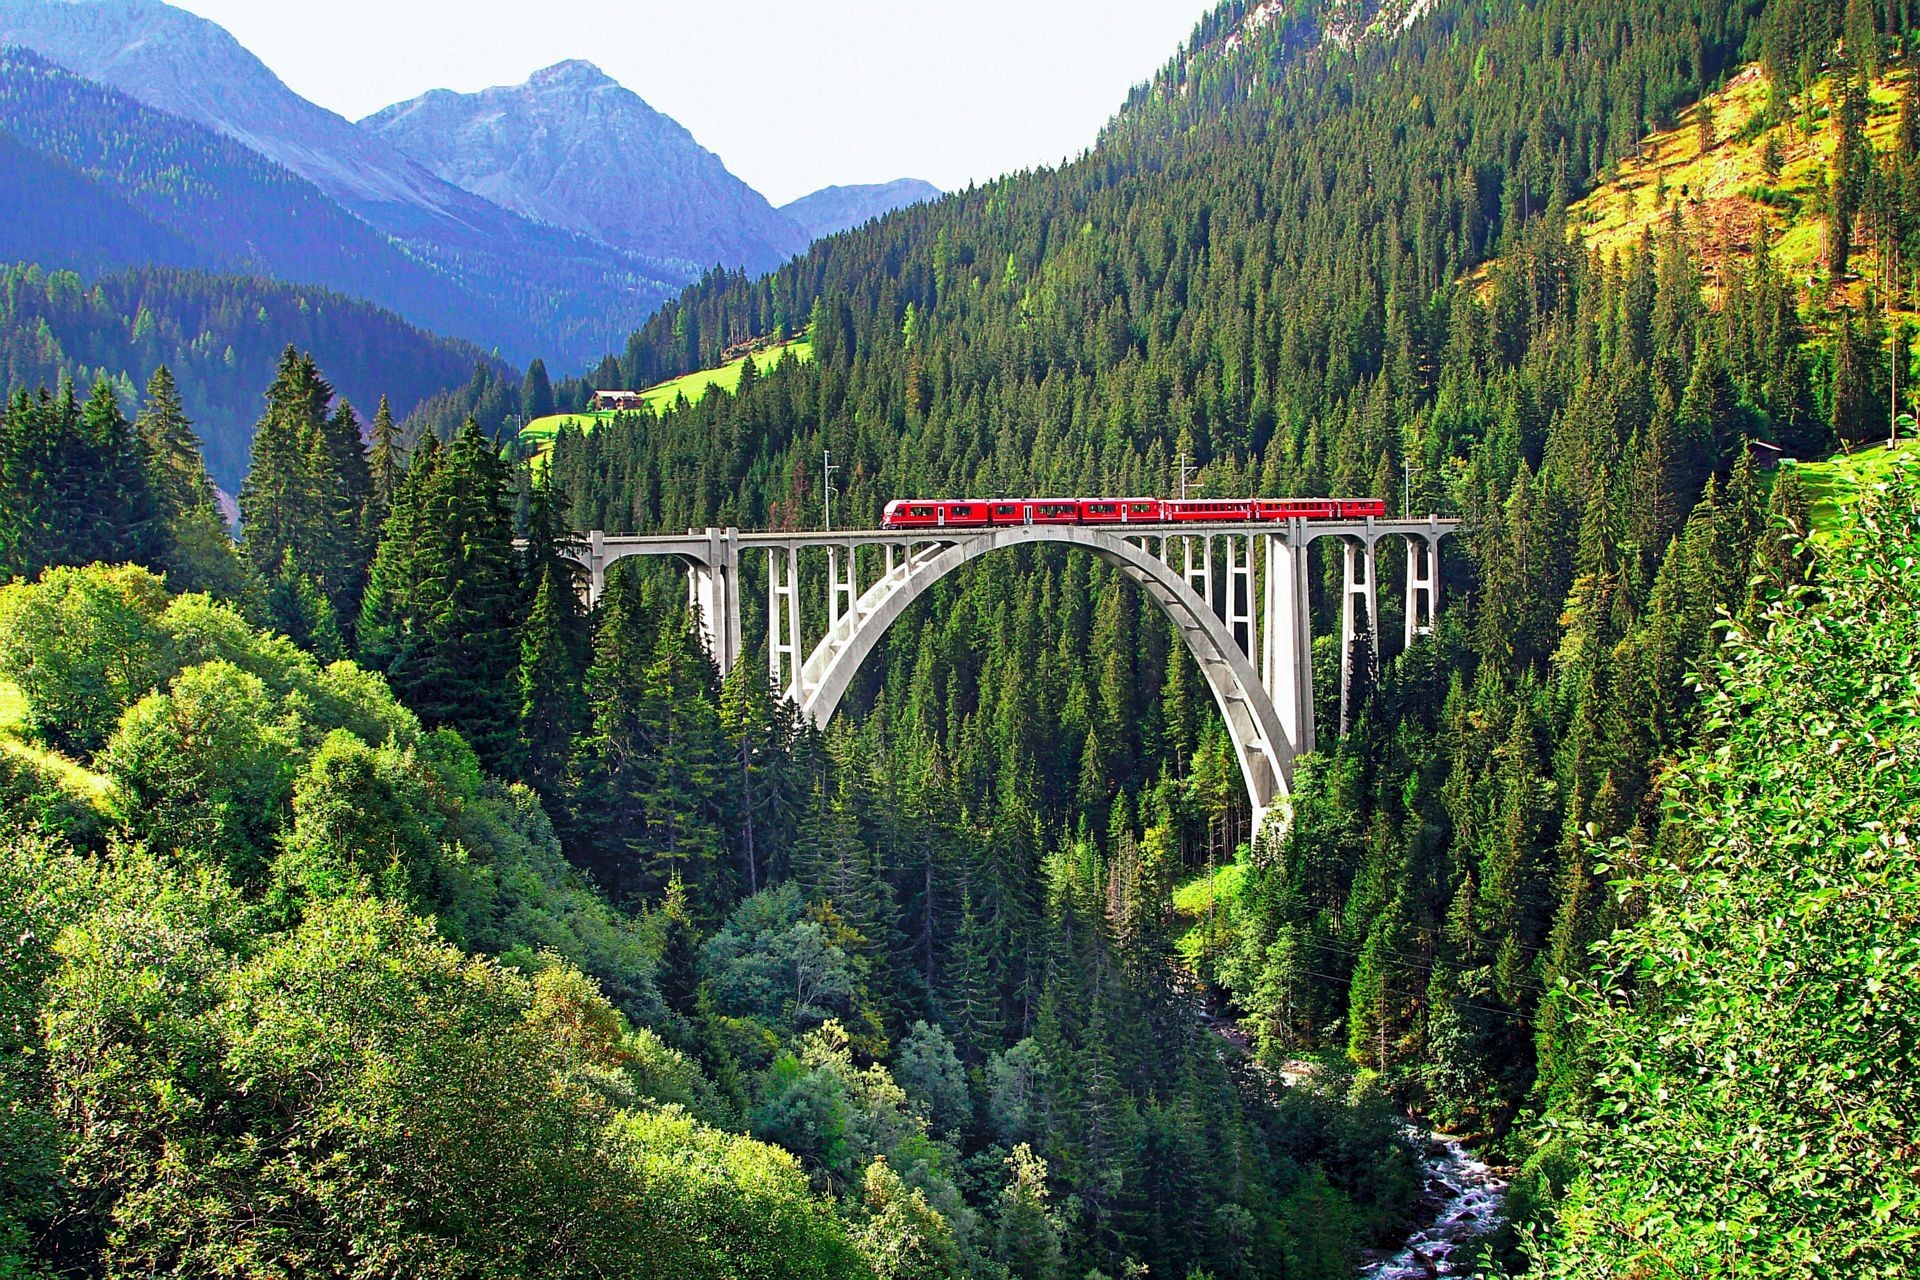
[359,421,520,768]
[718,660,802,897]
[657,874,702,1021]
[266,547,344,660]
[515,566,588,803]
[1761,129,1784,182]
[1900,70,1919,162]
[82,378,160,569]
[133,367,255,604]
[358,432,439,669]
[1831,311,1879,443]
[366,395,405,519]
[1829,68,1870,279]
[570,568,726,907]
[238,348,367,640]
[134,366,214,523]
[569,565,659,903]
[522,357,556,422]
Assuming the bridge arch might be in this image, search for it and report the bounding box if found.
[793,525,1296,833]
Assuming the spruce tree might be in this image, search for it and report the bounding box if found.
[358,432,439,671]
[74,378,160,570]
[516,565,588,803]
[522,358,556,422]
[366,395,405,517]
[239,348,368,640]
[656,875,702,1022]
[134,367,255,603]
[1831,311,1879,443]
[135,366,214,523]
[570,564,661,903]
[408,420,521,768]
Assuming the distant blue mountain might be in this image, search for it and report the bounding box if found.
[779,180,943,242]
[0,0,680,365]
[367,61,808,277]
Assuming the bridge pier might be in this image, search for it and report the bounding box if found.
[1405,531,1440,649]
[687,527,743,676]
[1337,534,1379,738]
[1262,526,1315,759]
[767,543,802,697]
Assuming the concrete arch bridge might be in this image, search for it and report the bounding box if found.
[565,517,1458,838]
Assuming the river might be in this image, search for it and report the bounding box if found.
[1359,1127,1509,1278]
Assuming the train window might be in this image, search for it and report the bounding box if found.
[1039,503,1074,517]
[1087,503,1115,514]
[910,506,935,517]
[994,504,1017,515]
[951,505,972,517]
[1127,503,1154,514]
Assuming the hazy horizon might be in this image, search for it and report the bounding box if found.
[165,0,1222,206]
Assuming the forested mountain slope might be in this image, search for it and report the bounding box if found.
[0,126,206,277]
[0,262,496,490]
[0,47,483,344]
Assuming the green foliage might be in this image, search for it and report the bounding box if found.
[0,563,174,756]
[0,565,660,1021]
[894,1021,971,1137]
[23,862,860,1278]
[99,658,300,878]
[850,1158,966,1280]
[1538,463,1920,1277]
[704,883,872,1035]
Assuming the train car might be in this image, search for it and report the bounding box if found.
[983,500,1081,526]
[1255,498,1339,520]
[1334,498,1388,518]
[881,499,991,528]
[1077,498,1164,523]
[1163,499,1256,522]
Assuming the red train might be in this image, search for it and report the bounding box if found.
[880,496,1388,529]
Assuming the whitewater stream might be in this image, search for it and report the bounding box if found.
[1359,1128,1508,1279]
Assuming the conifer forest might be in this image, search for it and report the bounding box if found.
[3,1,1920,1277]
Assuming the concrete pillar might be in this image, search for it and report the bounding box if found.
[827,543,866,649]
[1404,533,1438,650]
[1225,534,1253,656]
[686,528,743,676]
[586,529,607,608]
[768,544,802,701]
[1339,535,1378,736]
[1183,535,1214,614]
[1262,524,1314,758]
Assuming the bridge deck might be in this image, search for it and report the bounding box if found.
[588,516,1462,553]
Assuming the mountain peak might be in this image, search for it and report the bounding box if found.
[528,59,613,90]
[365,67,806,274]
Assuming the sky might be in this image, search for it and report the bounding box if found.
[166,0,1222,206]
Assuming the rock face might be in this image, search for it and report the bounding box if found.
[0,0,679,364]
[365,61,807,276]
[779,179,943,242]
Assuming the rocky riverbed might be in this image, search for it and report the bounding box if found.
[1360,1128,1509,1278]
